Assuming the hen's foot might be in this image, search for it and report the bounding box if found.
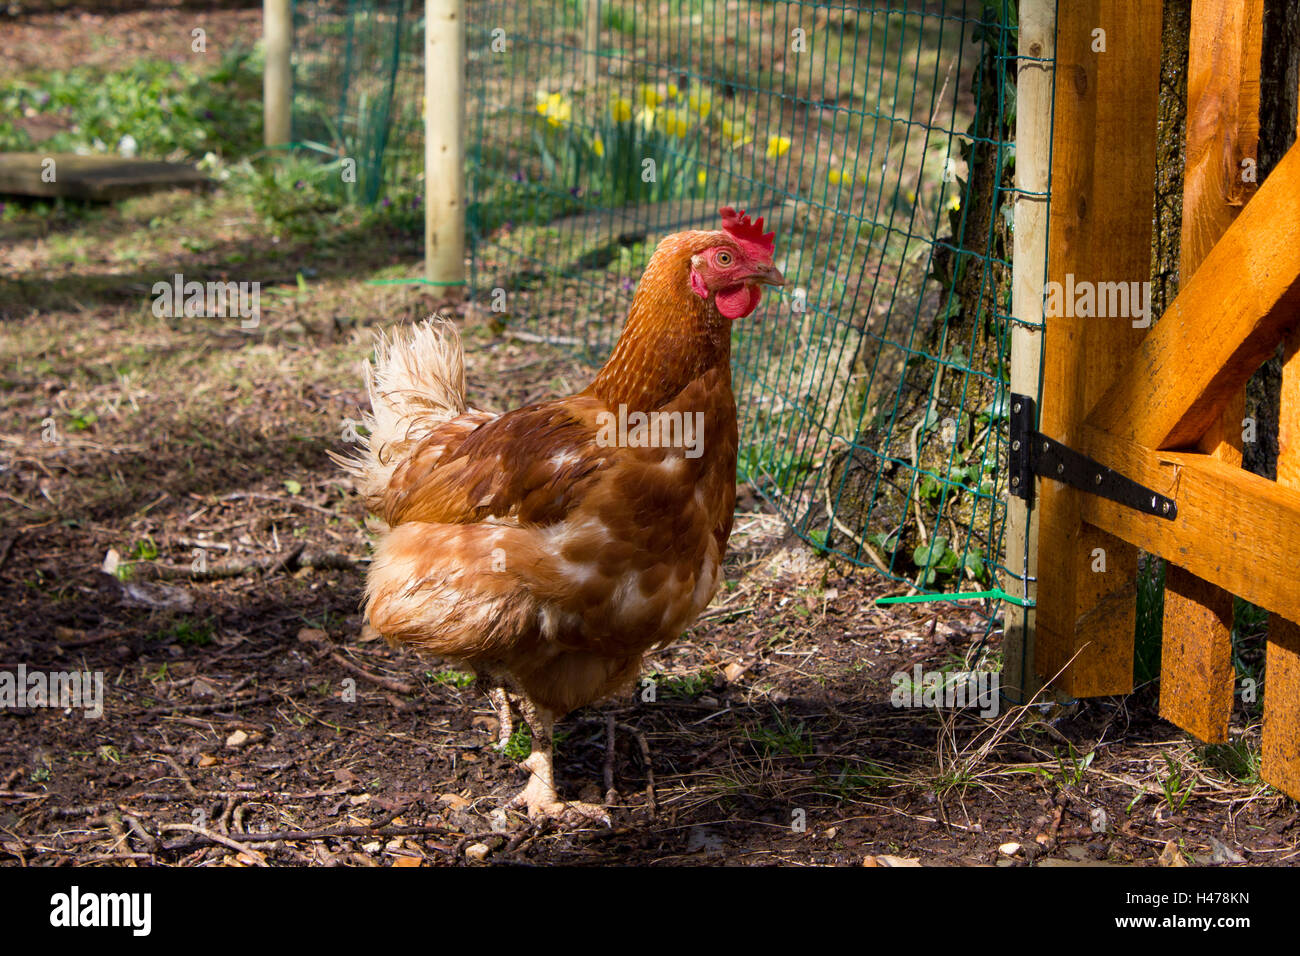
[507,758,611,827]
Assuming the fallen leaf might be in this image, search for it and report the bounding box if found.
[999,842,1022,857]
[723,661,750,682]
[1158,840,1188,867]
[392,856,423,867]
[225,729,249,748]
[197,754,217,768]
[1206,836,1245,865]
[465,842,491,862]
[873,854,921,867]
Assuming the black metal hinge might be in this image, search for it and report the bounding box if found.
[1008,394,1177,520]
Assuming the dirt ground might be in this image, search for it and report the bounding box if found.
[1,2,1296,868]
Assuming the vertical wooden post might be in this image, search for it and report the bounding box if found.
[1159,0,1262,744]
[584,0,601,90]
[263,0,293,147]
[426,0,466,285]
[1002,0,1054,704]
[1035,0,1163,696]
[1263,325,1300,799]
[1261,83,1300,801]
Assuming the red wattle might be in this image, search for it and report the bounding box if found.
[716,284,761,319]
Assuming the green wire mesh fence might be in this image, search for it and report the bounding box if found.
[467,0,1024,597]
[290,0,424,207]
[291,0,1031,599]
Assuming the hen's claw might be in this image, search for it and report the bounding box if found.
[507,752,612,827]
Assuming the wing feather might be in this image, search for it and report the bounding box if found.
[382,395,610,527]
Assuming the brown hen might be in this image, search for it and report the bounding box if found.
[336,207,783,823]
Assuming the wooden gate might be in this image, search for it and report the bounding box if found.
[1008,0,1300,800]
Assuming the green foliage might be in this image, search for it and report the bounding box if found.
[428,669,476,689]
[127,536,159,561]
[1133,553,1166,684]
[0,50,262,159]
[738,444,815,497]
[745,712,813,757]
[656,670,715,700]
[155,617,214,647]
[1198,740,1262,786]
[1157,753,1195,813]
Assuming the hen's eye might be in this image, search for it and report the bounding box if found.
[716,251,732,265]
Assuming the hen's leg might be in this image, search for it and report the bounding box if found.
[476,669,519,750]
[507,696,610,827]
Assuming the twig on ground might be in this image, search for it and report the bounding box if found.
[219,491,342,518]
[159,823,269,865]
[617,722,657,816]
[125,550,364,580]
[297,630,415,694]
[603,713,618,804]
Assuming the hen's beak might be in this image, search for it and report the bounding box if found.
[749,262,786,287]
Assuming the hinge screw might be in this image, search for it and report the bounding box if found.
[1012,440,1021,451]
[1162,501,1170,514]
[1057,463,1064,475]
[1011,475,1019,486]
[1094,474,1102,485]
[1013,402,1022,414]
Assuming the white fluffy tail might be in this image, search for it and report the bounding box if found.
[333,318,468,511]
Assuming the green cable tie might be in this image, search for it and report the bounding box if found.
[875,588,1034,608]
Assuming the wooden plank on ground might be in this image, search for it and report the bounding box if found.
[0,153,205,201]
[1086,142,1300,450]
[1035,0,1162,696]
[1079,425,1300,624]
[1262,326,1300,799]
[1158,0,1262,745]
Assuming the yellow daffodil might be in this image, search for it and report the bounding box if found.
[766,135,792,158]
[657,107,692,137]
[610,97,633,123]
[720,117,750,146]
[828,168,843,185]
[697,169,707,185]
[637,83,663,108]
[592,136,605,157]
[636,107,657,132]
[947,194,962,211]
[667,82,680,98]
[535,91,571,127]
[688,91,712,118]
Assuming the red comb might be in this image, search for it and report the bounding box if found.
[719,206,775,257]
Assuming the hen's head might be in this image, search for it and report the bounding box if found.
[687,207,785,319]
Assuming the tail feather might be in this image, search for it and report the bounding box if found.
[332,318,470,511]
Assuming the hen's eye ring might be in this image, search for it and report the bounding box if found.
[716,251,732,265]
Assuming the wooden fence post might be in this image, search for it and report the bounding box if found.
[426,0,467,285]
[1159,0,1262,744]
[1261,84,1300,800]
[1035,0,1163,696]
[263,0,293,147]
[1002,0,1054,703]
